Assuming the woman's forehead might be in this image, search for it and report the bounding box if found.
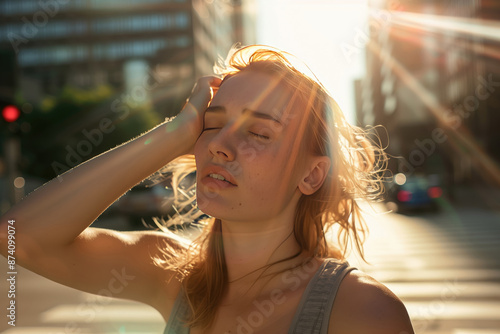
[214,70,299,116]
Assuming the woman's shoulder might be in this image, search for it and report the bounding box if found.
[328,267,414,334]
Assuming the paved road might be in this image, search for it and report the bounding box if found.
[0,191,499,333]
[349,199,500,334]
[0,215,166,334]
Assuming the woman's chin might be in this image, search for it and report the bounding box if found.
[196,194,226,217]
[195,200,244,223]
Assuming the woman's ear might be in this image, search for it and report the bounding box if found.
[298,156,331,195]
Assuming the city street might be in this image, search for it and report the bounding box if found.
[1,192,499,334]
[0,214,166,334]
[351,198,500,334]
[1,1,499,333]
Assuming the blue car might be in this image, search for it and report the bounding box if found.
[385,173,444,213]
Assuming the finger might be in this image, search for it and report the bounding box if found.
[209,76,222,88]
[207,76,222,100]
[189,76,222,110]
[190,76,218,98]
[210,85,220,99]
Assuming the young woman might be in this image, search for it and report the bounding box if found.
[0,45,414,334]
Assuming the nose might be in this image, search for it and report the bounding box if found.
[207,127,236,162]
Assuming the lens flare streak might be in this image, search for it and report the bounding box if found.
[366,40,500,186]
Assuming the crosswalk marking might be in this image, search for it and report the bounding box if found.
[385,281,500,299]
[405,300,500,320]
[363,268,500,282]
[1,328,94,334]
[453,330,500,334]
[1,328,159,334]
[40,303,164,323]
[349,203,500,333]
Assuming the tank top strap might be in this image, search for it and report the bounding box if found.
[288,259,357,334]
[163,287,191,334]
[164,259,356,334]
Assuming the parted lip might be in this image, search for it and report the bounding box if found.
[201,165,238,186]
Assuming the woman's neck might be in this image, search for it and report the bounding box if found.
[220,215,302,285]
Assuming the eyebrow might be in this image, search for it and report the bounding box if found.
[205,106,282,125]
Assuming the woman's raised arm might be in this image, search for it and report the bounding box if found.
[0,76,220,309]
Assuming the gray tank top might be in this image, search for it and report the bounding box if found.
[164,259,356,334]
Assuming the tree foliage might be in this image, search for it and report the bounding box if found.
[17,84,162,180]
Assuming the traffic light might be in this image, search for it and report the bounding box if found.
[0,48,21,136]
[2,105,21,123]
[1,101,25,136]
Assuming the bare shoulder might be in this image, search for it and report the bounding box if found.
[49,227,185,312]
[328,269,414,334]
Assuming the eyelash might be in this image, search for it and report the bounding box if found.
[202,127,270,140]
[249,132,270,140]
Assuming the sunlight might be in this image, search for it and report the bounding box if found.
[257,0,369,123]
[391,11,500,42]
[366,39,500,186]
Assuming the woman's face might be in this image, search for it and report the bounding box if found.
[194,70,311,223]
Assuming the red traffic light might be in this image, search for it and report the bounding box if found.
[2,105,20,122]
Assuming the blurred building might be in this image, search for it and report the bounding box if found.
[355,0,500,187]
[0,0,255,116]
[192,0,256,77]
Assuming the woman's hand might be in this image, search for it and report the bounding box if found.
[0,75,219,309]
[175,76,222,154]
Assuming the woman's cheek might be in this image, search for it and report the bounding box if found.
[238,141,258,162]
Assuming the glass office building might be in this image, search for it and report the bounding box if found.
[0,0,254,112]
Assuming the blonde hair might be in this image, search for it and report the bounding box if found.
[150,45,386,329]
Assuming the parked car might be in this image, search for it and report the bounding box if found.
[385,173,444,213]
[117,184,174,215]
[106,183,175,228]
[106,172,200,229]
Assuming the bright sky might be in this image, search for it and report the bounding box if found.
[256,0,369,123]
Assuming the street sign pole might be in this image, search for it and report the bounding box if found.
[4,136,23,205]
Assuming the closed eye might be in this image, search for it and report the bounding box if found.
[249,132,270,140]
